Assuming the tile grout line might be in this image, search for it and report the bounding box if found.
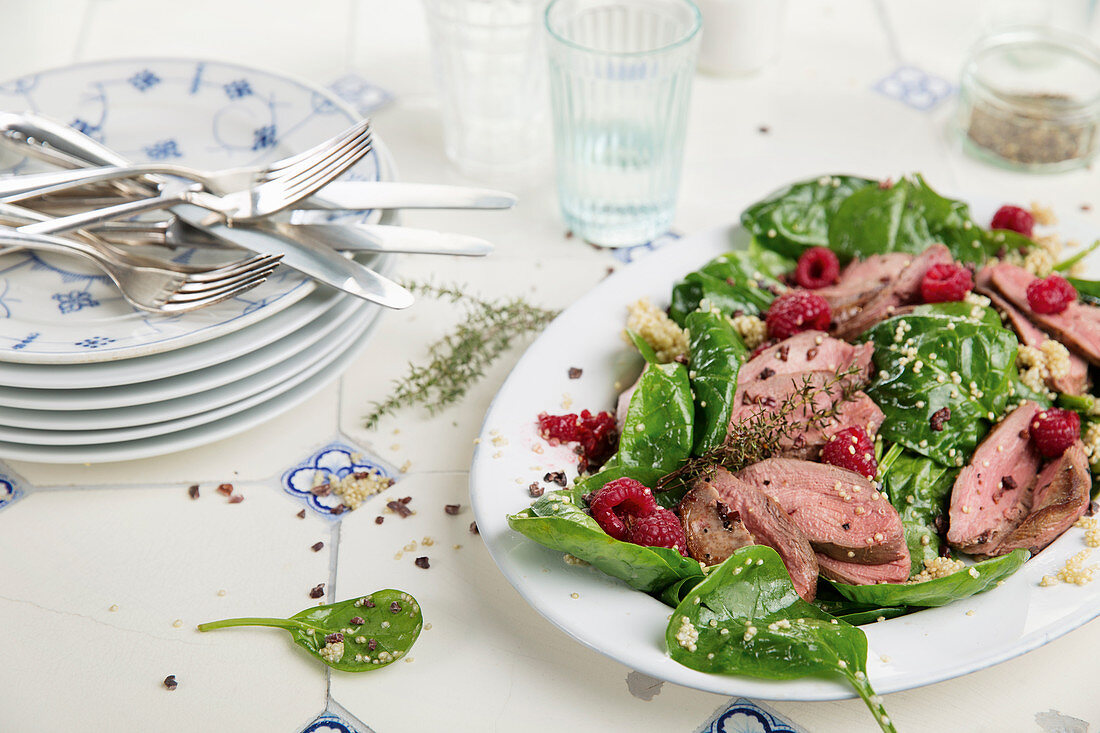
[323,518,342,705]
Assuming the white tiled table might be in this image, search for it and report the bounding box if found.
[1,2,1098,731]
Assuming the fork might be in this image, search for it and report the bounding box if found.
[17,119,373,235]
[0,129,357,203]
[0,227,282,313]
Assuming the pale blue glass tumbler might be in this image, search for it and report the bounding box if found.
[545,0,701,246]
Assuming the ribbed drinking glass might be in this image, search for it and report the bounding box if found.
[545,0,701,246]
[422,0,552,183]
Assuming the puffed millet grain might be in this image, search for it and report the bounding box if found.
[730,314,767,350]
[624,297,688,362]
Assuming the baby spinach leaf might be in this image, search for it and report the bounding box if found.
[828,550,1029,608]
[1055,239,1100,273]
[863,311,1017,466]
[196,592,422,672]
[625,328,660,364]
[832,607,914,626]
[881,448,958,574]
[1068,276,1100,307]
[607,360,693,474]
[667,546,895,733]
[685,309,747,455]
[507,490,704,593]
[659,574,706,607]
[668,247,790,326]
[829,175,1006,264]
[740,174,876,258]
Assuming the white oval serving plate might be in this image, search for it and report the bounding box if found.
[470,196,1100,700]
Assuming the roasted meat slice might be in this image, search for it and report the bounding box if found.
[975,267,1089,395]
[735,458,908,563]
[697,468,819,601]
[737,331,874,387]
[832,244,954,340]
[815,553,911,585]
[989,263,1100,366]
[815,253,913,312]
[981,442,1091,557]
[729,370,880,459]
[947,401,1042,554]
[678,485,755,566]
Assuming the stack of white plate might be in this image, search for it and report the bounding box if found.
[0,58,397,463]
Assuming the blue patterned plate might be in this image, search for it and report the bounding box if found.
[0,58,383,364]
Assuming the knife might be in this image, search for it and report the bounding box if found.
[170,203,414,309]
[91,217,494,257]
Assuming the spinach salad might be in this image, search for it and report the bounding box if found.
[509,175,1100,732]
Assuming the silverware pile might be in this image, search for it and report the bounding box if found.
[0,112,515,312]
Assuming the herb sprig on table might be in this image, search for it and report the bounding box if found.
[363,281,559,429]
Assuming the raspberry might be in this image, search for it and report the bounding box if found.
[820,426,878,479]
[628,508,688,556]
[1026,275,1077,315]
[537,409,618,471]
[990,205,1034,238]
[920,263,973,303]
[794,247,840,289]
[588,478,658,541]
[765,291,831,340]
[1030,408,1080,458]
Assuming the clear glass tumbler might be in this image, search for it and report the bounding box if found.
[422,0,552,182]
[545,0,702,246]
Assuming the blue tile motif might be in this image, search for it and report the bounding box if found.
[252,124,277,151]
[696,699,806,733]
[52,290,99,314]
[282,441,395,517]
[327,74,395,116]
[128,69,161,92]
[74,336,116,349]
[223,78,253,99]
[0,469,25,512]
[300,713,365,733]
[872,66,953,111]
[610,230,683,264]
[144,139,182,160]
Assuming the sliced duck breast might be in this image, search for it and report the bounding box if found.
[816,553,911,585]
[729,370,880,458]
[989,263,1100,365]
[678,485,755,566]
[947,401,1043,554]
[735,458,908,564]
[815,253,913,312]
[981,442,1091,557]
[697,468,819,601]
[615,372,642,432]
[736,331,874,390]
[832,244,954,340]
[975,267,1089,395]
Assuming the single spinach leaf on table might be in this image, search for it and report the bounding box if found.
[507,490,704,593]
[881,448,958,574]
[863,310,1017,466]
[668,246,791,326]
[668,546,895,732]
[828,550,1029,608]
[740,174,876,258]
[606,358,694,475]
[197,592,422,671]
[685,309,747,455]
[829,175,1019,264]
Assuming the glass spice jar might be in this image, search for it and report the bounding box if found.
[957,27,1100,173]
